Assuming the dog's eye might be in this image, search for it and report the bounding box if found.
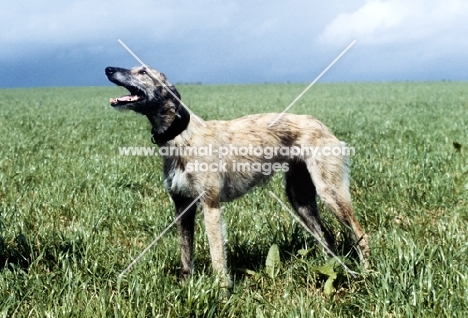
[139,70,147,75]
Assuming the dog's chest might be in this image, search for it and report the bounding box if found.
[164,168,189,194]
[163,163,192,196]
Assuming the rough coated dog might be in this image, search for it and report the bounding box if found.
[105,65,370,287]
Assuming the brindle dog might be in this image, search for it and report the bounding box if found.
[105,66,370,287]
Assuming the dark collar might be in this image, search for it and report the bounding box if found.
[150,106,190,146]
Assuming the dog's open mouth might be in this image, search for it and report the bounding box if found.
[109,94,142,106]
[109,84,146,107]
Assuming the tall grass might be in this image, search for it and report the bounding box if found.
[0,83,467,317]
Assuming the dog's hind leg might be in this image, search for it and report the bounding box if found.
[306,155,370,268]
[172,194,198,280]
[285,160,336,254]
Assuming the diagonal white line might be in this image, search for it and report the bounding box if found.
[268,40,356,128]
[268,191,358,278]
[118,39,147,67]
[117,39,206,127]
[117,191,206,281]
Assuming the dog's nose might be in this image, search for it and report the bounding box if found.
[106,67,130,77]
[105,67,116,76]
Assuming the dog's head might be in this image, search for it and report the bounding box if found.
[105,66,180,115]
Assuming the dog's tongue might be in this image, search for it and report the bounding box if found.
[110,95,140,105]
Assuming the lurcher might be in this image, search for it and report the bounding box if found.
[105,65,370,288]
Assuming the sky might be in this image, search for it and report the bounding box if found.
[1,0,468,88]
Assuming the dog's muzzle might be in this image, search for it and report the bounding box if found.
[105,66,128,78]
[105,67,145,107]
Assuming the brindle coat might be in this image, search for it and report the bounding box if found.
[105,66,370,287]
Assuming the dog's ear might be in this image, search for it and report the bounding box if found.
[166,85,181,100]
[153,85,181,103]
[156,72,180,99]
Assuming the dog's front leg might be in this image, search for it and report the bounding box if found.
[201,200,232,288]
[172,194,197,280]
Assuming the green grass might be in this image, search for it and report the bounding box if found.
[0,82,467,317]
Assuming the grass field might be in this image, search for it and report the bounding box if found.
[0,82,467,317]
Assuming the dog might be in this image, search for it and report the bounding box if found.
[105,65,370,287]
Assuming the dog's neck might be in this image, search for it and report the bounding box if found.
[147,105,191,146]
